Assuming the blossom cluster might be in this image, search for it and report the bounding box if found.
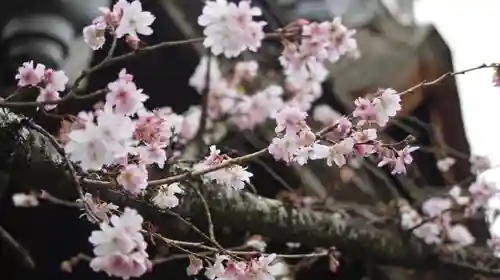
[268,88,417,175]
[198,0,266,58]
[11,0,481,278]
[88,208,151,279]
[83,0,155,50]
[279,18,358,98]
[399,156,499,250]
[186,253,277,280]
[15,61,69,110]
[194,145,253,190]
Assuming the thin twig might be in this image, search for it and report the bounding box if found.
[398,63,499,96]
[195,53,212,143]
[104,37,118,62]
[0,225,35,269]
[23,120,100,223]
[0,37,205,108]
[189,182,217,241]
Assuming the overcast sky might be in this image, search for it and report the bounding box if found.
[414,0,500,180]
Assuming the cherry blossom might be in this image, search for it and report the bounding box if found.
[447,224,475,249]
[151,183,184,209]
[136,143,167,168]
[186,255,204,276]
[234,60,259,82]
[189,56,223,93]
[279,17,357,84]
[83,23,107,50]
[64,122,116,171]
[115,0,155,38]
[117,164,149,195]
[470,155,491,175]
[353,88,401,127]
[89,208,150,279]
[77,193,118,224]
[245,235,267,252]
[324,138,356,167]
[106,75,149,116]
[15,61,46,87]
[272,106,308,134]
[413,221,442,245]
[198,0,266,58]
[230,85,284,130]
[12,193,39,207]
[204,254,277,280]
[421,197,452,218]
[195,145,253,190]
[96,0,128,28]
[377,146,419,175]
[36,88,60,111]
[437,156,456,172]
[312,104,341,125]
[268,134,301,163]
[448,186,470,206]
[373,88,401,121]
[43,68,69,92]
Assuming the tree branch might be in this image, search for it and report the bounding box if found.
[0,109,499,276]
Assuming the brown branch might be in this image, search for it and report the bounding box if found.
[0,225,35,269]
[0,112,499,275]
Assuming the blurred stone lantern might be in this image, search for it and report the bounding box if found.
[0,0,110,86]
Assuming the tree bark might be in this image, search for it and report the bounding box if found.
[0,108,498,276]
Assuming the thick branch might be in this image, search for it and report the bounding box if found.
[0,109,498,275]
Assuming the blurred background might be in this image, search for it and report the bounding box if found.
[415,0,500,182]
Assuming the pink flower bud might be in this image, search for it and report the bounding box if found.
[126,35,140,50]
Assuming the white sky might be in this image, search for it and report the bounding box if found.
[414,0,500,181]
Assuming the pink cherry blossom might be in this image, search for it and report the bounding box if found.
[447,224,475,249]
[43,68,69,92]
[273,106,308,134]
[136,143,167,168]
[115,0,156,38]
[352,129,377,156]
[106,77,149,116]
[187,255,204,276]
[189,56,223,93]
[377,146,419,175]
[353,97,378,123]
[77,193,118,224]
[437,157,456,172]
[325,138,356,167]
[373,88,401,120]
[448,186,470,206]
[64,122,116,171]
[413,221,442,245]
[90,251,150,280]
[117,164,149,194]
[195,145,253,190]
[279,17,357,85]
[151,183,184,209]
[198,0,266,58]
[36,88,60,111]
[83,23,107,50]
[421,197,452,218]
[15,61,46,87]
[234,60,259,82]
[312,105,341,125]
[268,135,301,163]
[88,208,149,280]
